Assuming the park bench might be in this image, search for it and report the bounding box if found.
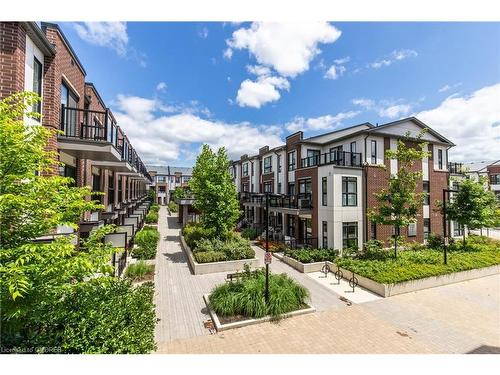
[226,267,265,282]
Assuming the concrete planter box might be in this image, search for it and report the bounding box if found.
[203,294,315,332]
[180,235,260,275]
[277,254,499,297]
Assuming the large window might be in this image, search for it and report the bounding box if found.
[408,222,417,237]
[371,140,377,164]
[60,82,78,135]
[277,182,282,194]
[329,145,343,163]
[92,174,101,203]
[306,149,320,166]
[423,181,430,205]
[251,162,254,176]
[242,163,249,176]
[59,164,77,187]
[263,181,273,193]
[288,182,295,195]
[342,177,357,206]
[299,178,312,195]
[108,174,115,205]
[288,215,296,237]
[342,222,358,249]
[33,57,42,115]
[350,141,356,153]
[453,221,464,237]
[322,177,327,206]
[490,174,500,185]
[423,218,430,240]
[438,149,443,169]
[322,221,328,248]
[288,151,296,171]
[264,156,272,173]
[277,155,282,173]
[118,176,123,201]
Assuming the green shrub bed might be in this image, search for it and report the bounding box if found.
[125,261,155,281]
[145,211,158,224]
[168,201,178,213]
[336,236,500,284]
[286,248,339,263]
[133,227,160,260]
[209,269,309,319]
[182,223,255,263]
[241,227,258,240]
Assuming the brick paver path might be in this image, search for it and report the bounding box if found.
[156,272,500,353]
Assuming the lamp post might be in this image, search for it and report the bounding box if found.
[442,188,458,265]
[264,192,270,304]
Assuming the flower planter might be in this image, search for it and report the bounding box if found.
[180,235,260,275]
[203,294,316,331]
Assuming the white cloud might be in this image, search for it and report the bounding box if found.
[438,82,462,93]
[113,94,283,164]
[352,97,412,119]
[156,82,167,92]
[324,64,346,80]
[74,22,129,56]
[334,56,350,65]
[417,83,500,162]
[226,22,341,78]
[285,111,360,132]
[198,26,209,39]
[369,49,418,69]
[377,104,411,119]
[246,65,271,76]
[223,47,233,60]
[73,22,146,66]
[236,76,290,108]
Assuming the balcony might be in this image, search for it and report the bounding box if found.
[300,151,362,169]
[58,105,122,162]
[240,192,313,216]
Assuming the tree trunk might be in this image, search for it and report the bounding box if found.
[463,230,466,249]
[394,225,398,259]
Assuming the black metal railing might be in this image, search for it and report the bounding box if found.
[300,151,362,168]
[60,105,119,149]
[240,192,313,210]
[448,162,464,174]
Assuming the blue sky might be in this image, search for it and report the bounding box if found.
[59,22,500,166]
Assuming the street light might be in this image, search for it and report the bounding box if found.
[442,188,458,265]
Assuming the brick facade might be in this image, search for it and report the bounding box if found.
[0,22,26,99]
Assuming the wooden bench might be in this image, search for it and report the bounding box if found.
[226,267,265,282]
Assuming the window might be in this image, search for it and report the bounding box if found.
[159,186,166,193]
[322,221,328,248]
[288,216,296,237]
[33,57,42,115]
[342,177,357,206]
[60,82,78,136]
[264,181,273,193]
[242,163,249,176]
[370,221,377,240]
[371,140,377,164]
[251,161,254,176]
[243,183,249,192]
[329,146,343,163]
[408,222,417,237]
[288,182,295,196]
[277,182,282,194]
[490,174,500,185]
[342,222,358,249]
[423,181,430,205]
[108,174,114,205]
[175,176,180,183]
[264,156,272,173]
[322,177,327,206]
[277,155,282,173]
[299,178,312,195]
[288,151,296,171]
[251,183,254,192]
[423,219,430,240]
[59,164,77,187]
[350,141,356,153]
[453,221,464,237]
[438,149,443,169]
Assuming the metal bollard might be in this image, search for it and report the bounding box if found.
[349,272,359,292]
[321,262,330,278]
[334,266,343,285]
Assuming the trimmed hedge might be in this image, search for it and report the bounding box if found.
[133,227,160,260]
[193,235,255,263]
[145,211,158,224]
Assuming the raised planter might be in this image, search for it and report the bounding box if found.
[203,294,315,331]
[277,254,500,297]
[180,235,260,275]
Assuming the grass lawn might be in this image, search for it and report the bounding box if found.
[335,236,500,284]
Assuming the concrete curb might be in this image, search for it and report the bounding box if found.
[203,294,316,332]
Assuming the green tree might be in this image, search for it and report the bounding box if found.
[443,176,499,248]
[189,144,241,238]
[368,131,430,258]
[172,186,187,201]
[0,93,115,347]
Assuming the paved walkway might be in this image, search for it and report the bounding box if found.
[156,274,500,354]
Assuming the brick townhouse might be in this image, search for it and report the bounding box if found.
[230,117,456,250]
[148,166,192,205]
[0,22,151,252]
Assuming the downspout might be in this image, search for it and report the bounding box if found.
[363,134,370,244]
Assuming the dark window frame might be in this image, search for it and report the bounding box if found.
[342,176,357,207]
[371,140,377,164]
[322,221,328,248]
[288,151,296,171]
[242,163,249,176]
[263,155,272,174]
[33,56,43,116]
[438,149,443,169]
[342,222,358,249]
[322,176,327,206]
[423,218,430,239]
